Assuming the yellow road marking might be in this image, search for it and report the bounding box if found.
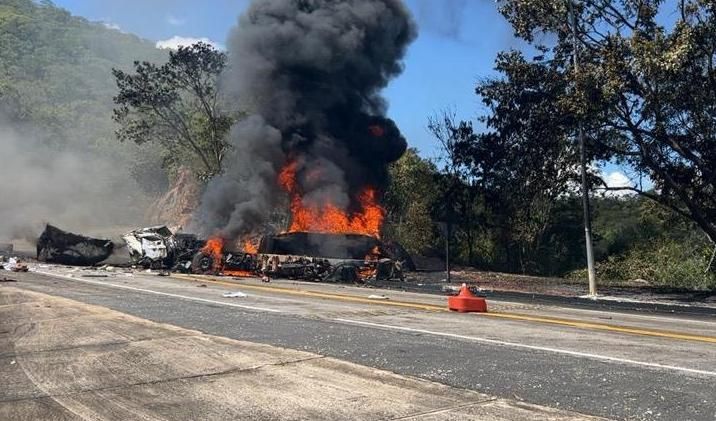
[170,274,716,344]
[482,312,716,343]
[172,274,442,312]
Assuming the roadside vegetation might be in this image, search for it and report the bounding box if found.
[383,0,716,290]
[112,42,237,180]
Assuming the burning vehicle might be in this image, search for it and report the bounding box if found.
[23,2,416,286]
[188,0,416,270]
[121,226,409,283]
[189,237,258,277]
[121,1,418,284]
[122,226,175,268]
[256,232,405,282]
[123,226,205,271]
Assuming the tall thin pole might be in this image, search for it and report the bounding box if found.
[569,0,597,296]
[445,222,451,283]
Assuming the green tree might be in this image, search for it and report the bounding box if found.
[428,112,484,265]
[384,148,439,255]
[570,196,716,289]
[497,0,716,247]
[113,42,234,178]
[429,87,579,273]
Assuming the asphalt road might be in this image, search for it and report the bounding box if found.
[4,287,603,420]
[7,269,716,421]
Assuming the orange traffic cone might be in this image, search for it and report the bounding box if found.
[448,283,487,313]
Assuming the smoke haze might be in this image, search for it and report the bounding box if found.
[411,0,468,39]
[0,120,149,242]
[192,0,417,239]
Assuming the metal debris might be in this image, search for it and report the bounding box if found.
[123,226,205,271]
[6,257,29,272]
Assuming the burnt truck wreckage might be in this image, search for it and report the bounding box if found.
[111,1,417,283]
[37,225,114,266]
[122,226,204,270]
[122,227,411,282]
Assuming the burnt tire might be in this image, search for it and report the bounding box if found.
[382,241,416,272]
[191,251,215,274]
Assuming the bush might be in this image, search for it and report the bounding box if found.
[568,239,716,290]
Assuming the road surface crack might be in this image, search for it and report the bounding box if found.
[1,355,325,404]
[385,399,497,420]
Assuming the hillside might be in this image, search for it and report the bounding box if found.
[0,0,166,151]
[0,0,169,239]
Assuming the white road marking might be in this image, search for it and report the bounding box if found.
[334,318,716,378]
[33,271,284,314]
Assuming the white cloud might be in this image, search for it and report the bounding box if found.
[155,36,224,50]
[167,15,186,26]
[600,170,636,197]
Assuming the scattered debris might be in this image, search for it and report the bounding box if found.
[368,294,389,300]
[6,258,29,273]
[37,224,114,266]
[442,284,483,295]
[222,291,248,298]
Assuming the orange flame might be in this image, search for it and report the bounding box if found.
[243,240,258,254]
[201,236,225,273]
[358,266,377,279]
[278,160,385,237]
[224,270,254,278]
[202,236,257,276]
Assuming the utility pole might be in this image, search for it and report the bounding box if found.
[439,221,451,283]
[445,222,451,283]
[569,0,597,296]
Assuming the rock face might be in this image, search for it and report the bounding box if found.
[145,168,201,230]
[36,224,114,266]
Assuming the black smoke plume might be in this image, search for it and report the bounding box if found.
[192,0,417,239]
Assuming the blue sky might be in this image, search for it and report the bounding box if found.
[53,0,518,160]
[52,0,646,190]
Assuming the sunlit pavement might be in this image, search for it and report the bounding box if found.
[3,266,716,420]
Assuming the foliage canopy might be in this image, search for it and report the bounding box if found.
[113,42,235,179]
